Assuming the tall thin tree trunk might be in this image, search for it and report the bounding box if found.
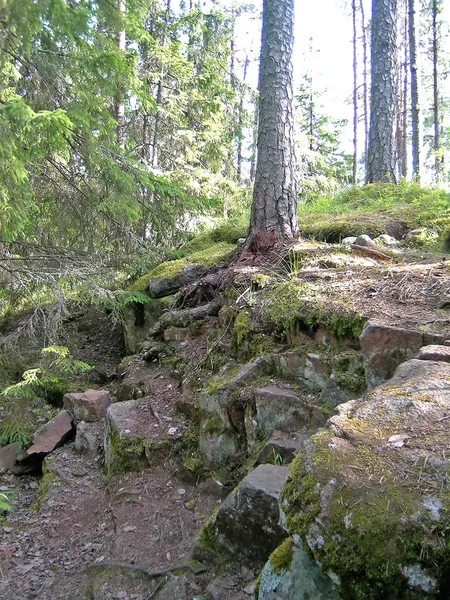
[352,0,358,184]
[116,0,126,149]
[237,55,249,185]
[367,0,397,184]
[151,0,171,168]
[432,0,444,182]
[401,6,408,179]
[249,95,258,184]
[408,0,422,183]
[249,0,298,239]
[360,0,369,168]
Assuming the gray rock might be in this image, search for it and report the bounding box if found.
[246,387,325,448]
[404,227,439,246]
[341,236,357,246]
[374,233,399,247]
[318,375,359,408]
[214,464,289,560]
[282,358,450,599]
[353,234,376,247]
[75,421,102,456]
[256,431,307,466]
[258,545,338,600]
[147,263,205,298]
[104,399,173,475]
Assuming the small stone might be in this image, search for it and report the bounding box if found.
[353,234,376,248]
[341,236,357,246]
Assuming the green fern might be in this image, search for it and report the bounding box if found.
[0,490,13,517]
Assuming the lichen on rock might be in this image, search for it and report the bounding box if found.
[281,358,450,599]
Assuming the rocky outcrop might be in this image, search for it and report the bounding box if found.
[360,322,443,388]
[281,358,450,599]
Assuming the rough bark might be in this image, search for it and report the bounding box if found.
[366,0,398,184]
[408,0,422,182]
[248,0,298,239]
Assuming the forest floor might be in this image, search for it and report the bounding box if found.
[1,242,450,600]
[0,311,255,600]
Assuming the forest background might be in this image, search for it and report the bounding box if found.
[0,0,450,333]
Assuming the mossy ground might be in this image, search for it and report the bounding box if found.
[299,182,450,247]
[281,404,450,600]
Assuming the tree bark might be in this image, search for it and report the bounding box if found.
[360,0,369,169]
[366,0,397,183]
[432,0,444,182]
[249,0,298,239]
[352,0,358,185]
[408,0,422,183]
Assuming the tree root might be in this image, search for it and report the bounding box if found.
[87,560,207,579]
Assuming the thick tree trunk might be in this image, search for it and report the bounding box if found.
[366,0,397,184]
[249,0,298,239]
[408,0,422,183]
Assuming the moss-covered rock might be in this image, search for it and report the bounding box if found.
[104,399,172,476]
[281,358,450,599]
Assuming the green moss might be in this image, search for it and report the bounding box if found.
[232,310,253,347]
[251,273,269,289]
[203,415,225,435]
[262,281,366,342]
[128,242,235,293]
[197,508,220,554]
[268,538,294,574]
[105,429,151,477]
[333,351,366,393]
[281,423,450,600]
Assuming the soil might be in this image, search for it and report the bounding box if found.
[2,241,450,600]
[0,318,255,600]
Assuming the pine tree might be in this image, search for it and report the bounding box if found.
[248,0,298,241]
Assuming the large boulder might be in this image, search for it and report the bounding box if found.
[196,464,289,562]
[281,358,450,599]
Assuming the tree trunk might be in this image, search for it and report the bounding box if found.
[360,0,369,169]
[248,0,298,239]
[352,0,358,185]
[408,0,422,183]
[116,0,126,150]
[366,0,397,184]
[432,0,444,182]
